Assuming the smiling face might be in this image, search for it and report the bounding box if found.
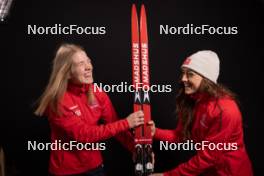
[70,51,93,85]
[181,67,203,95]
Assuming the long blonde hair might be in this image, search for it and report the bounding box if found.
[35,43,92,116]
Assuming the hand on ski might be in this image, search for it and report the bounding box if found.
[126,110,145,128]
[147,120,156,136]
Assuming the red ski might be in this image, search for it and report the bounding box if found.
[131,4,154,176]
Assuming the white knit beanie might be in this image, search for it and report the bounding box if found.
[181,50,220,83]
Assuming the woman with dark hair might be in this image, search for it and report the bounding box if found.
[149,50,253,176]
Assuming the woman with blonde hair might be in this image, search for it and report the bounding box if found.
[149,50,253,176]
[35,43,144,176]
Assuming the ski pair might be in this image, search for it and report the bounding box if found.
[131,4,154,176]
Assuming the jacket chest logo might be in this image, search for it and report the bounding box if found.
[69,105,82,117]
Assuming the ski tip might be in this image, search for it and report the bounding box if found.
[132,4,136,10]
[132,4,137,17]
[140,4,146,13]
[131,3,139,26]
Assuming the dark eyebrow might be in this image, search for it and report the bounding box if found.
[187,70,195,74]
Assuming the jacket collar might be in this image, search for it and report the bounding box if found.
[67,82,90,95]
[189,92,211,102]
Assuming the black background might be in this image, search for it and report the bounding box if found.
[1,0,263,175]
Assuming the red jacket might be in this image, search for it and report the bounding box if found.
[46,83,134,175]
[155,93,253,176]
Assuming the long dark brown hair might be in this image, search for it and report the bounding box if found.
[176,78,238,140]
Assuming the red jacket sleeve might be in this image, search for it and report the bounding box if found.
[164,100,242,176]
[154,118,183,143]
[98,92,135,152]
[48,104,130,143]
